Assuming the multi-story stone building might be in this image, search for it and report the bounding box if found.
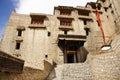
[0,0,120,80]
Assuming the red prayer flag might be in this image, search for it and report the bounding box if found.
[96,8,106,45]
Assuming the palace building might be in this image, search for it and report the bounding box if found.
[0,0,120,80]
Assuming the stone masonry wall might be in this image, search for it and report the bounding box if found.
[0,60,53,80]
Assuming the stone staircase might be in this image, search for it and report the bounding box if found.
[47,63,91,80]
[62,63,91,80]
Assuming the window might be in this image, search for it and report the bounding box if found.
[64,31,67,34]
[60,20,72,26]
[17,30,22,36]
[107,16,109,18]
[104,8,108,12]
[31,19,44,25]
[98,6,101,10]
[83,20,87,25]
[109,4,112,8]
[60,10,71,15]
[48,32,51,37]
[111,10,114,14]
[16,42,21,50]
[84,27,90,36]
[45,55,48,58]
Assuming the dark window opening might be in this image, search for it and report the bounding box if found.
[48,32,51,37]
[104,8,108,12]
[18,30,22,36]
[83,20,87,25]
[107,16,109,18]
[84,27,90,36]
[91,3,101,10]
[64,31,67,34]
[16,43,21,50]
[109,4,112,8]
[111,10,114,14]
[45,55,48,58]
[98,6,101,10]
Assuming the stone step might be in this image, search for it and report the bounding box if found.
[47,63,91,80]
[62,63,91,80]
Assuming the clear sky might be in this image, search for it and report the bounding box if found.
[0,0,97,39]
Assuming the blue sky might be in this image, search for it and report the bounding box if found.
[0,0,97,39]
[0,0,14,38]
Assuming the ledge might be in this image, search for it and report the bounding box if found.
[29,24,46,28]
[55,6,74,10]
[59,26,73,30]
[76,6,91,12]
[17,26,25,30]
[78,15,93,20]
[57,15,74,20]
[16,37,23,42]
[58,34,86,41]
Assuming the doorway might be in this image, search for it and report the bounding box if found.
[67,54,74,63]
[58,40,88,63]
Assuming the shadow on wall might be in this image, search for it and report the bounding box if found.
[0,60,54,80]
[78,46,89,63]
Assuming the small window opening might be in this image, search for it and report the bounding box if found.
[107,16,109,18]
[18,30,22,36]
[48,32,51,37]
[45,55,48,58]
[16,42,21,50]
[64,31,67,35]
[111,10,114,14]
[98,6,101,10]
[83,20,87,25]
[109,4,112,8]
[84,27,90,36]
[104,8,108,12]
